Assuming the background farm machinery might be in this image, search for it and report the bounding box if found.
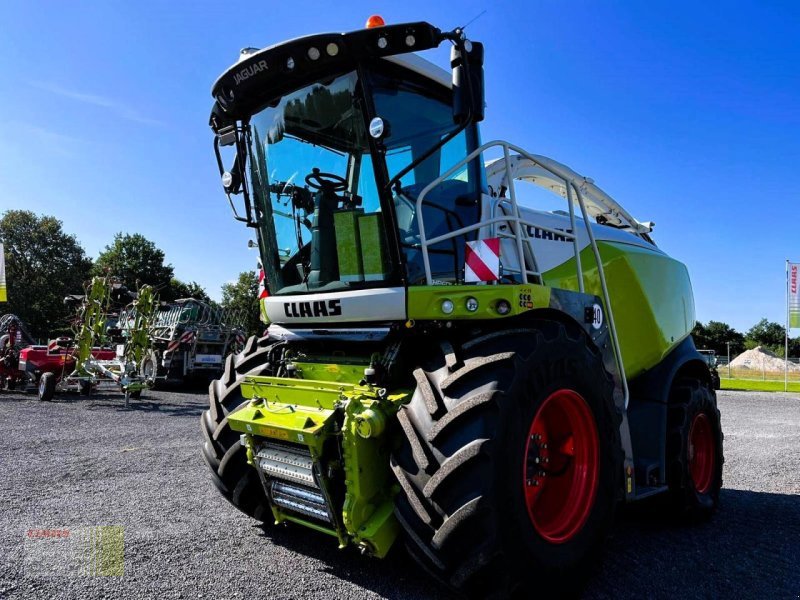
[0,313,34,390]
[145,299,246,385]
[29,276,159,405]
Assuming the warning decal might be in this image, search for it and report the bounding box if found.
[465,238,501,283]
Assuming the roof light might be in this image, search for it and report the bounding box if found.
[326,43,339,57]
[405,34,416,47]
[307,46,320,60]
[377,36,388,49]
[365,15,385,28]
[286,57,295,70]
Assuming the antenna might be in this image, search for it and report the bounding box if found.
[460,9,487,31]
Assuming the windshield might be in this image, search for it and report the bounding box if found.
[248,71,389,295]
[246,64,483,296]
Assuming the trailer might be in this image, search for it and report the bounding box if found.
[145,299,246,385]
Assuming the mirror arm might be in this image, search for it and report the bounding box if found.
[213,127,257,226]
[239,124,259,229]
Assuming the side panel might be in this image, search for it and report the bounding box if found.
[542,241,695,379]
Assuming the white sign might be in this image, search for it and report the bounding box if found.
[195,354,223,364]
[591,303,604,330]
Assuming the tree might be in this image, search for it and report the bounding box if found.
[692,320,745,356]
[93,233,173,293]
[0,210,93,339]
[163,278,211,303]
[745,318,785,354]
[220,271,261,337]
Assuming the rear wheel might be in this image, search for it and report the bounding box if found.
[666,378,723,518]
[391,322,622,598]
[38,372,56,402]
[200,335,275,521]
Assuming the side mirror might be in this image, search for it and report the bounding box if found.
[451,41,485,124]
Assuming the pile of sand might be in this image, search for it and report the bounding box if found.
[728,346,800,372]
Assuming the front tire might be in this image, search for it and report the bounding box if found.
[391,322,622,598]
[200,335,275,522]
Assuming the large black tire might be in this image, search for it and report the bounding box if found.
[38,372,56,402]
[666,378,723,519]
[391,322,623,599]
[200,335,276,522]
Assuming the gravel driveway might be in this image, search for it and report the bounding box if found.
[0,388,797,599]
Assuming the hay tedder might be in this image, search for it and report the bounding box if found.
[200,17,723,597]
[145,299,246,385]
[31,276,158,406]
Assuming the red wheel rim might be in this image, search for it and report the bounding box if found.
[522,389,599,544]
[688,413,715,494]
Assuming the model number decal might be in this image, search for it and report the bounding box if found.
[283,299,342,318]
[259,426,290,441]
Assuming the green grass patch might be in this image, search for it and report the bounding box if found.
[720,378,800,393]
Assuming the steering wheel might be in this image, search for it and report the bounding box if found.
[305,168,347,192]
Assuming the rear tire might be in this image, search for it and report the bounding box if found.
[666,378,723,519]
[200,335,275,522]
[391,322,622,598]
[38,372,56,402]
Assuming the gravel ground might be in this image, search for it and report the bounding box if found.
[0,388,797,599]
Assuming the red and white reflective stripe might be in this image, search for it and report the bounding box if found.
[257,265,269,300]
[168,329,195,352]
[464,238,501,283]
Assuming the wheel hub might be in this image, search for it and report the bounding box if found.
[522,389,599,544]
[688,413,715,494]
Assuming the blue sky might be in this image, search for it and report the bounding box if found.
[0,1,797,333]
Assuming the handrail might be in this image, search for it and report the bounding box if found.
[414,139,629,407]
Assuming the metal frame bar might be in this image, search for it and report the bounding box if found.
[414,139,629,406]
